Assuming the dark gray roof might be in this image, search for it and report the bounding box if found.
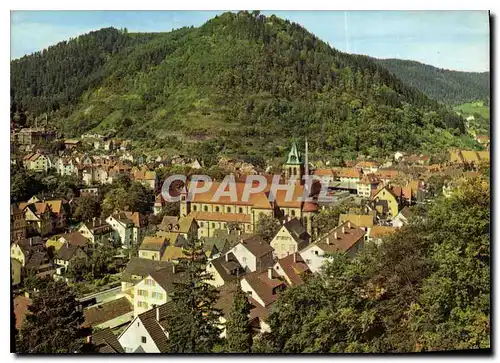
[84,297,133,327]
[209,253,243,284]
[56,243,85,261]
[121,257,173,283]
[92,327,124,353]
[283,218,309,242]
[137,301,177,353]
[240,236,273,258]
[149,266,188,292]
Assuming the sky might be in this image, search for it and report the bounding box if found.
[10,10,490,72]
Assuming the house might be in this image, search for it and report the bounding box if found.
[375,169,400,186]
[334,167,363,185]
[45,199,67,231]
[153,194,165,215]
[78,218,116,245]
[226,236,274,273]
[64,139,81,149]
[313,168,336,187]
[369,226,397,244]
[25,250,56,279]
[90,327,125,353]
[138,236,168,261]
[273,253,310,286]
[270,218,310,259]
[54,243,88,269]
[372,186,400,218]
[356,174,380,198]
[205,253,244,287]
[118,301,175,353]
[55,156,79,177]
[355,160,380,174]
[133,265,186,316]
[392,206,414,228]
[241,268,287,308]
[11,237,45,267]
[106,213,135,248]
[11,204,27,242]
[133,169,158,190]
[56,231,90,249]
[203,229,250,260]
[84,297,134,330]
[11,258,22,286]
[22,202,53,236]
[339,214,374,237]
[300,222,366,273]
[120,257,173,292]
[124,211,148,246]
[158,215,198,239]
[215,283,273,338]
[23,152,52,172]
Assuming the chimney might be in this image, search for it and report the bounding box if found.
[225,253,229,262]
[268,267,273,280]
[29,237,33,246]
[86,335,92,345]
[172,264,176,274]
[334,232,338,240]
[293,253,297,263]
[347,221,351,229]
[93,217,96,227]
[342,226,345,234]
[156,306,160,322]
[327,237,331,245]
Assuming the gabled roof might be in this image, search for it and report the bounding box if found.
[44,200,63,215]
[139,236,167,252]
[82,218,112,235]
[209,254,243,284]
[121,257,173,283]
[243,269,286,307]
[149,266,187,292]
[91,327,124,353]
[84,297,133,328]
[282,218,309,243]
[313,222,366,253]
[59,231,89,247]
[275,253,310,286]
[240,236,274,258]
[339,214,374,229]
[56,243,86,261]
[135,301,177,353]
[123,211,146,228]
[370,225,397,239]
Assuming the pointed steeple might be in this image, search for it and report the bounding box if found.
[286,142,302,165]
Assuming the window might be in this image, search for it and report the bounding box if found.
[291,210,296,217]
[226,207,231,213]
[215,206,220,212]
[145,279,156,287]
[137,301,149,309]
[314,250,319,255]
[137,289,148,297]
[152,292,163,299]
[204,205,208,212]
[212,223,215,228]
[141,336,147,344]
[306,259,312,264]
[200,222,204,227]
[242,257,247,263]
[193,205,197,211]
[238,207,243,213]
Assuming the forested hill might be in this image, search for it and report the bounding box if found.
[11,11,474,162]
[375,58,490,105]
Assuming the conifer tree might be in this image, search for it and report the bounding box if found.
[165,233,222,353]
[18,279,90,353]
[226,284,253,353]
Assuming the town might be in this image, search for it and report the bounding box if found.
[10,123,490,353]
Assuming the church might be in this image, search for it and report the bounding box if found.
[179,141,318,238]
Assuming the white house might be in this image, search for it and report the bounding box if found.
[270,218,310,259]
[225,236,274,273]
[300,222,366,273]
[118,303,173,353]
[392,206,414,228]
[106,213,135,248]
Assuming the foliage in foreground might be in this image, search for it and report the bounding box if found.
[258,178,490,352]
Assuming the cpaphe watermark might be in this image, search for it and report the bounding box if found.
[161,174,334,204]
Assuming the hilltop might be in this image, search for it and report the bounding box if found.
[11,11,476,163]
[375,58,490,105]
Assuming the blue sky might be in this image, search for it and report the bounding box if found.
[11,10,490,72]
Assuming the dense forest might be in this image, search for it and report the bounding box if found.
[11,11,477,162]
[375,58,490,106]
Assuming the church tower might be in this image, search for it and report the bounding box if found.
[283,142,304,181]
